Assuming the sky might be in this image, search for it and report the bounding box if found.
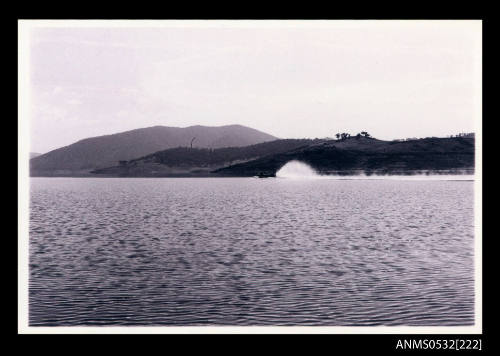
[25,21,481,153]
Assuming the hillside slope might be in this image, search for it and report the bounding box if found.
[91,139,315,177]
[30,125,277,176]
[214,136,475,176]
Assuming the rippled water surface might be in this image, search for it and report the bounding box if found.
[29,177,475,326]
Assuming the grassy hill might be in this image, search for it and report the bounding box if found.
[30,125,277,176]
[91,139,315,177]
[91,135,474,177]
[213,136,475,176]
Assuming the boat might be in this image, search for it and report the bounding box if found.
[257,172,276,178]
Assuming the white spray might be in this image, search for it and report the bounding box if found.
[276,160,319,178]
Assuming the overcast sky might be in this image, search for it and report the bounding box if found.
[27,21,481,153]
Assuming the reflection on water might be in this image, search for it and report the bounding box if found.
[29,177,474,326]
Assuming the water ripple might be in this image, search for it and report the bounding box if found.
[29,178,474,326]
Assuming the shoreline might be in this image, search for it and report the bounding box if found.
[30,171,475,179]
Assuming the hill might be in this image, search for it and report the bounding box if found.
[213,136,475,176]
[91,136,474,177]
[30,125,277,176]
[91,139,315,177]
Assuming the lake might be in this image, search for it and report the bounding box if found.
[29,177,475,326]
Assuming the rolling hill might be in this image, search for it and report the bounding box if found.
[30,125,277,176]
[214,136,475,176]
[91,139,315,177]
[90,135,474,177]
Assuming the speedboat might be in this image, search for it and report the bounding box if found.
[257,172,275,178]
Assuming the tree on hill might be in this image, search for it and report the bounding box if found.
[340,133,350,141]
[360,131,371,138]
[335,132,351,141]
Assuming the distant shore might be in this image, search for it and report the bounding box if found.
[30,168,474,178]
[30,136,475,178]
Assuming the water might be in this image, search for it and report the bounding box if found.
[29,177,475,326]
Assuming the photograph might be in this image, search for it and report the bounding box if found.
[18,19,482,336]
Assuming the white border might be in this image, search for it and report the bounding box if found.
[18,19,482,334]
[18,20,31,334]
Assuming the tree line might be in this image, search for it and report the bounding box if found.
[334,131,371,141]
